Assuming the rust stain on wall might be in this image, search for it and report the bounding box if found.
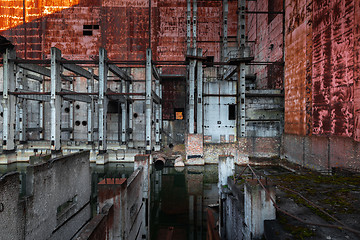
[354,0,360,141]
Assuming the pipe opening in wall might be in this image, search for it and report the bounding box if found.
[75,121,80,126]
[65,108,70,113]
[133,113,138,118]
[76,105,80,110]
[82,121,87,126]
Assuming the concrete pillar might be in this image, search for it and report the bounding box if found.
[218,155,235,190]
[50,47,62,151]
[192,0,197,49]
[87,68,94,144]
[69,79,74,140]
[134,154,151,238]
[128,83,134,148]
[99,48,108,152]
[196,48,203,134]
[121,79,127,145]
[39,79,44,140]
[187,0,191,51]
[159,84,163,144]
[244,180,276,239]
[223,0,228,61]
[2,48,16,151]
[237,0,246,138]
[145,49,152,153]
[155,76,160,151]
[189,49,196,134]
[17,68,27,143]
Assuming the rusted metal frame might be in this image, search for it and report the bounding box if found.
[50,47,62,151]
[2,48,16,150]
[245,164,360,236]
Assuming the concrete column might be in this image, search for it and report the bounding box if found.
[155,76,160,151]
[187,0,192,51]
[218,155,235,189]
[146,49,152,153]
[121,79,127,145]
[17,68,27,143]
[128,83,134,148]
[50,47,62,151]
[99,48,108,152]
[189,49,196,134]
[237,0,246,138]
[39,79,44,140]
[69,79,74,140]
[2,49,16,150]
[244,180,276,239]
[192,0,197,49]
[196,48,203,134]
[159,84,163,143]
[223,0,228,61]
[87,68,94,144]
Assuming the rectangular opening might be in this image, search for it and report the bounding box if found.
[93,25,99,29]
[229,104,236,120]
[83,30,92,36]
[83,25,92,29]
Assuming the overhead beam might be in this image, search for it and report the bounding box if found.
[59,89,92,103]
[108,64,131,81]
[63,60,99,80]
[19,63,51,77]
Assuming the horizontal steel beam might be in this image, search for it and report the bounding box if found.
[25,73,44,82]
[62,60,99,80]
[59,90,92,103]
[19,63,51,77]
[108,64,131,81]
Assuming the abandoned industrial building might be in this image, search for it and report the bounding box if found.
[0,0,360,239]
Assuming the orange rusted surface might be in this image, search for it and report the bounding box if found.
[354,0,360,141]
[0,0,80,31]
[284,0,309,136]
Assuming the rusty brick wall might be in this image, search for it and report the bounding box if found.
[246,0,284,89]
[312,0,354,138]
[0,0,232,62]
[355,0,360,141]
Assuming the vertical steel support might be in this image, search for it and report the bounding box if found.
[187,0,192,51]
[189,49,196,134]
[193,0,197,49]
[99,48,108,152]
[237,0,246,138]
[145,49,152,153]
[155,74,160,150]
[196,48,203,134]
[50,47,61,150]
[223,0,228,61]
[69,79,74,140]
[159,84,163,143]
[17,68,27,143]
[128,82,134,147]
[121,79,127,145]
[2,49,16,150]
[39,79,44,140]
[87,68,94,143]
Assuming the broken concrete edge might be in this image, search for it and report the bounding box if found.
[0,171,19,183]
[75,203,114,240]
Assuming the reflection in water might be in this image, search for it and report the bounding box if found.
[150,165,219,240]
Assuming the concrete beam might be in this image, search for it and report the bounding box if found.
[50,47,62,151]
[197,48,203,134]
[145,49,152,153]
[108,64,131,81]
[63,61,99,80]
[99,48,108,152]
[18,63,51,77]
[60,90,92,103]
[2,48,16,150]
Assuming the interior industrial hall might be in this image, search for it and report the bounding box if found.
[0,0,360,239]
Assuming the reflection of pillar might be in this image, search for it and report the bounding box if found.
[189,195,194,240]
[196,195,202,239]
[244,180,276,239]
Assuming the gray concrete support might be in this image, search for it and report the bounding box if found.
[237,0,246,138]
[39,80,44,140]
[244,181,276,239]
[146,49,152,153]
[159,84,163,143]
[99,48,108,152]
[50,47,62,151]
[155,75,160,151]
[87,68,94,143]
[223,0,228,60]
[196,48,203,134]
[69,79,74,140]
[218,155,235,190]
[2,48,16,151]
[121,79,127,145]
[128,83,134,148]
[193,0,197,49]
[187,0,191,51]
[17,68,27,143]
[189,49,196,134]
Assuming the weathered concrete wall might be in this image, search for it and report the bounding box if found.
[283,133,360,171]
[25,151,91,240]
[0,172,25,240]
